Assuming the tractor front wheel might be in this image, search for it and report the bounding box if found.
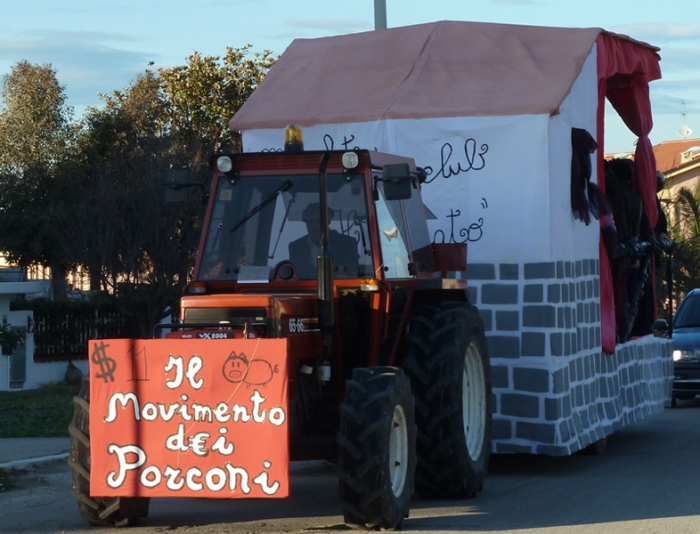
[68,378,150,527]
[337,367,417,530]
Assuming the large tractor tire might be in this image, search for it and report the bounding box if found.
[403,301,492,499]
[337,367,417,530]
[68,378,150,527]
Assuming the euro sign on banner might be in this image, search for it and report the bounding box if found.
[88,338,289,499]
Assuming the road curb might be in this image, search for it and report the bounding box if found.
[0,452,69,470]
[0,454,333,473]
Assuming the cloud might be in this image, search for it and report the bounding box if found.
[285,18,372,35]
[0,30,155,109]
[653,76,700,94]
[612,23,700,41]
[652,94,697,115]
[657,46,700,67]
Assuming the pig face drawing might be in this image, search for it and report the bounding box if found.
[222,351,274,386]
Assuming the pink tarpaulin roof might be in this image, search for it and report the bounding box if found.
[230,20,659,131]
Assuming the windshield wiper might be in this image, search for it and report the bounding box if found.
[230,180,292,234]
[675,323,700,329]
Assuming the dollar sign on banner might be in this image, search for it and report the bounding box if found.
[91,341,117,383]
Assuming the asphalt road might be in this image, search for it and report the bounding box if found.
[2,399,700,534]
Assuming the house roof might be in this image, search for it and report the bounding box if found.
[230,20,659,131]
[653,138,700,173]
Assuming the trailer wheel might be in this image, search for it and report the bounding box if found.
[403,301,492,499]
[68,378,150,527]
[337,367,417,530]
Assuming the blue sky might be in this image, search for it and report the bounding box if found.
[0,0,698,153]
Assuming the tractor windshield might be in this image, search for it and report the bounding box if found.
[198,173,372,281]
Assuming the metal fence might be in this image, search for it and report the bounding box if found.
[32,309,141,362]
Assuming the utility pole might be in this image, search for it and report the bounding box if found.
[374,0,387,30]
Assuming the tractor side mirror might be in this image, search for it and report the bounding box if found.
[381,164,413,201]
[162,170,191,205]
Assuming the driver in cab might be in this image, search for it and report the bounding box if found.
[289,202,359,279]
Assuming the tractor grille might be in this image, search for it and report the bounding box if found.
[183,308,269,337]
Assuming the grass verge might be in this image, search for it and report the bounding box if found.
[0,382,80,493]
[0,382,80,439]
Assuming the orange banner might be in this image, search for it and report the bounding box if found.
[89,338,289,499]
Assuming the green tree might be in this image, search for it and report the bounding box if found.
[158,45,275,156]
[59,46,275,335]
[0,47,274,335]
[0,61,75,296]
[58,72,194,335]
[667,183,700,303]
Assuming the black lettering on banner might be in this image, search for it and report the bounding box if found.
[92,341,117,383]
[323,133,361,151]
[423,139,489,184]
[432,209,485,244]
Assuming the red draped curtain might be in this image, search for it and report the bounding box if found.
[595,32,662,354]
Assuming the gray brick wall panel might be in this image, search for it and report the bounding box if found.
[479,309,492,332]
[545,397,562,420]
[524,284,544,303]
[496,311,520,331]
[523,305,557,327]
[599,375,608,397]
[551,332,563,356]
[491,418,512,440]
[472,259,672,456]
[482,284,519,305]
[501,393,540,418]
[467,286,477,306]
[521,332,545,357]
[525,262,556,279]
[513,367,550,393]
[491,365,509,389]
[516,422,556,443]
[562,394,572,417]
[559,420,571,442]
[499,263,519,280]
[466,263,496,280]
[548,284,562,304]
[553,368,568,394]
[488,336,520,359]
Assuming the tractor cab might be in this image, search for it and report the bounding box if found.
[194,148,436,287]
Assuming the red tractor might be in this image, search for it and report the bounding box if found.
[69,127,492,530]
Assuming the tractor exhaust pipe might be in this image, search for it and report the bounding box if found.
[316,152,335,368]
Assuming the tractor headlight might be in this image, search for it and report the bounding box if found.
[342,151,359,170]
[216,156,233,173]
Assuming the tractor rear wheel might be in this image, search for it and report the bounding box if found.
[403,301,492,499]
[68,378,150,527]
[337,367,417,530]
